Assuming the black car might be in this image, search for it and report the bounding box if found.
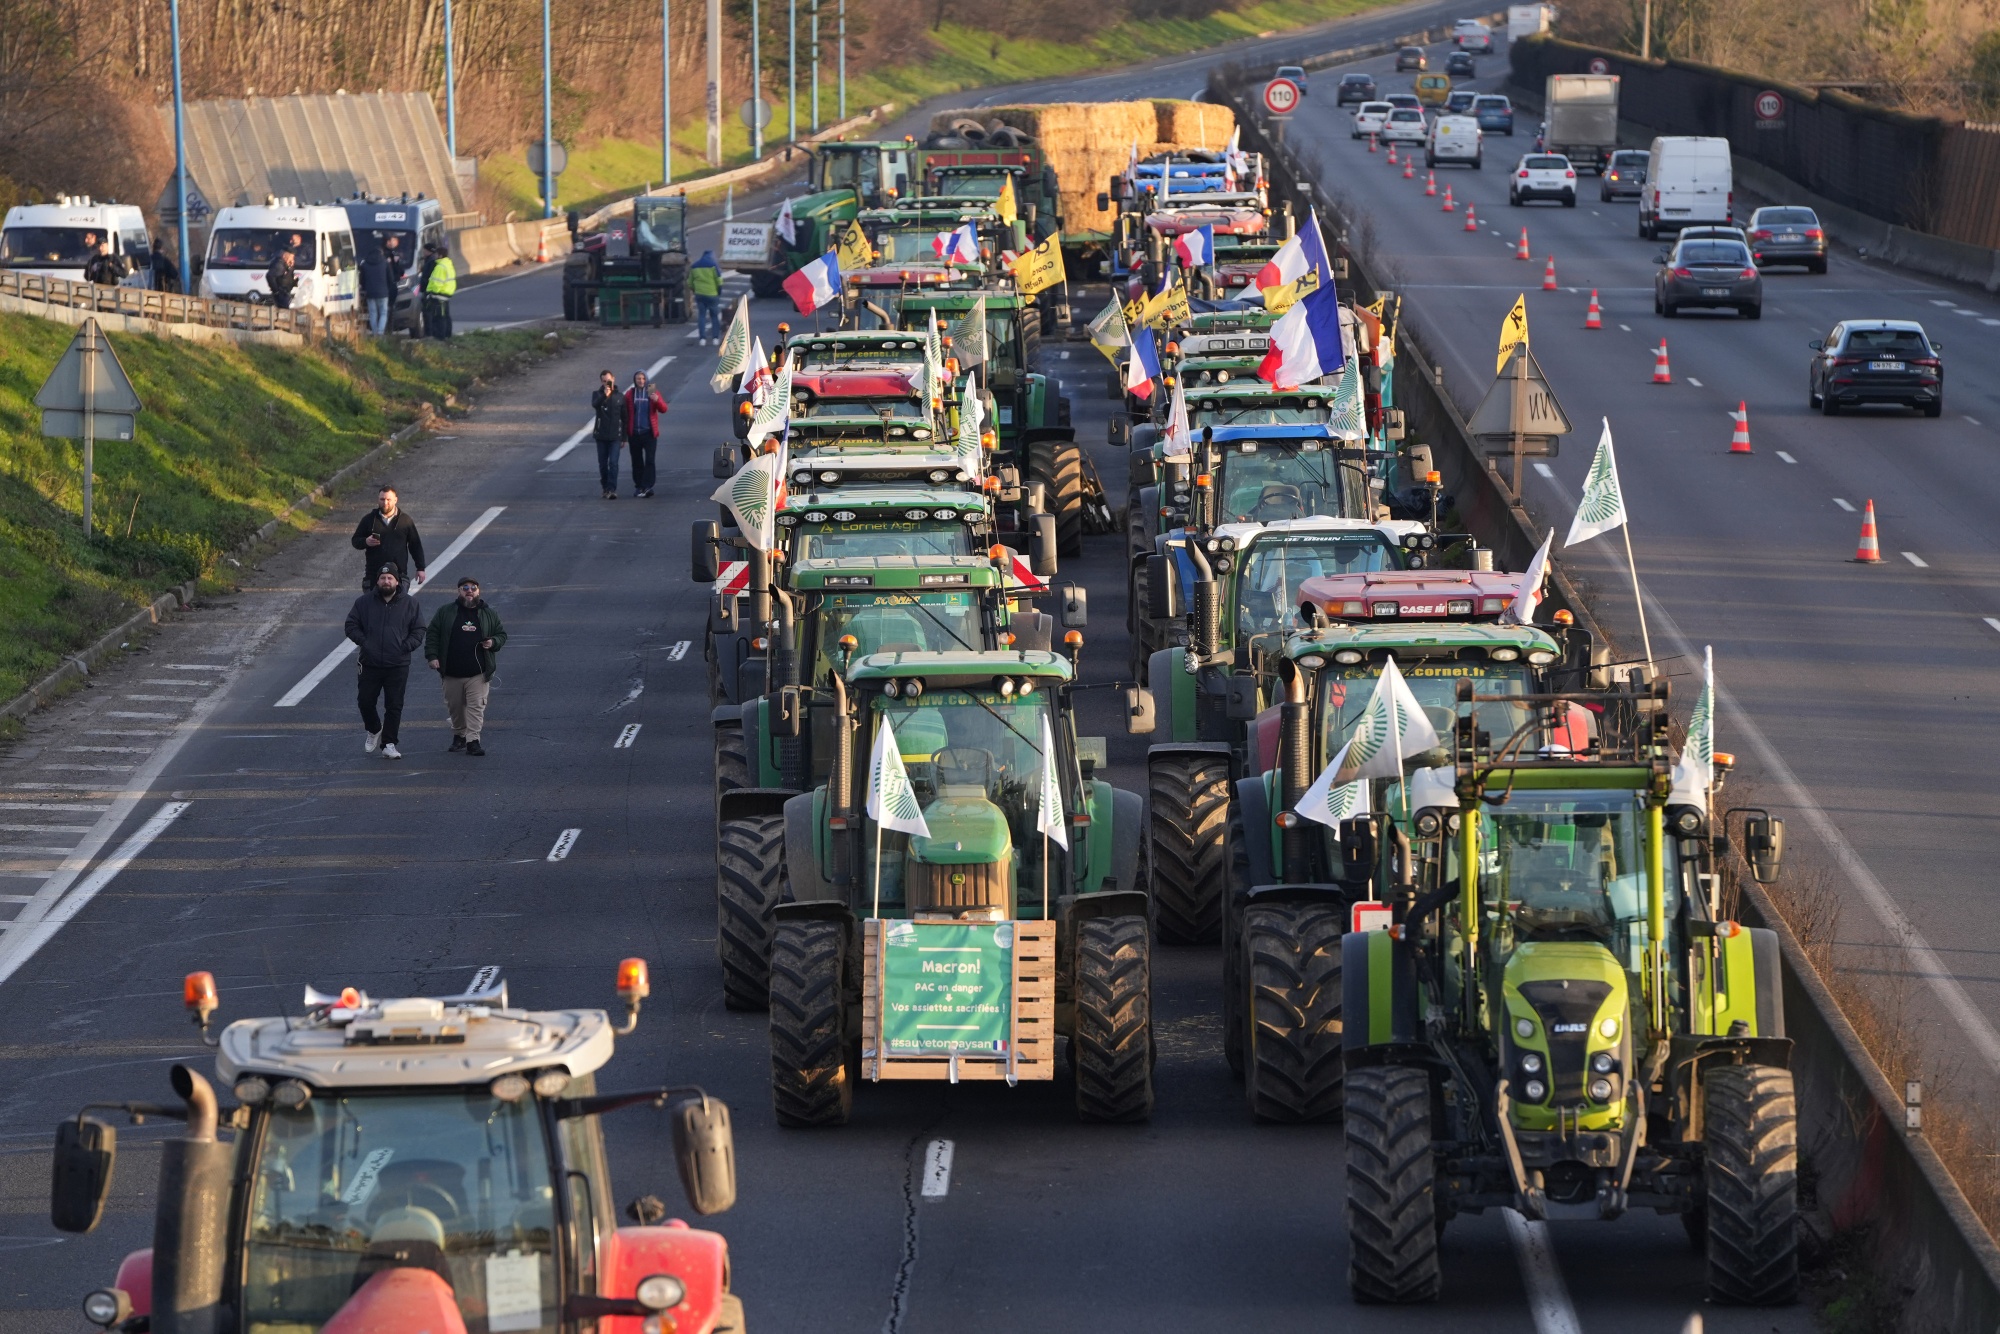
[1654,236,1762,318]
[1599,149,1648,202]
[1444,89,1478,116]
[1336,72,1378,105]
[1444,50,1476,76]
[1395,46,1427,71]
[1809,320,1943,416]
[1749,206,1828,273]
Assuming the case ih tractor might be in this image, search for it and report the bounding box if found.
[51,964,745,1334]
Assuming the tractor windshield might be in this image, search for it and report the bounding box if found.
[240,1089,559,1332]
[1235,533,1400,638]
[792,341,927,368]
[792,520,973,563]
[933,171,1016,199]
[864,688,1065,911]
[1477,790,1679,951]
[1194,402,1335,427]
[812,591,982,680]
[634,200,685,252]
[1319,658,1533,759]
[818,149,881,195]
[1216,444,1367,523]
[865,222,954,263]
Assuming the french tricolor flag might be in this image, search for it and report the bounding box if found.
[1257,276,1345,389]
[1124,325,1161,400]
[1255,209,1332,292]
[934,224,979,263]
[1173,225,1215,269]
[781,251,842,315]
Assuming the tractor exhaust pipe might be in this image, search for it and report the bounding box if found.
[1279,663,1312,883]
[1184,539,1218,665]
[773,589,800,689]
[152,1066,228,1334]
[829,674,854,888]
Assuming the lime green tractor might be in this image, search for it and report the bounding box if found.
[1337,676,1795,1306]
[752,141,924,297]
[762,646,1148,1125]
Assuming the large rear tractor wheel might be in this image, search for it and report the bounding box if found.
[1245,902,1345,1122]
[1701,1063,1799,1305]
[714,723,748,808]
[1220,809,1252,1080]
[1029,437,1086,557]
[1344,1064,1441,1303]
[1148,754,1231,945]
[769,919,852,1126]
[717,814,786,1011]
[749,268,787,300]
[1072,916,1155,1122]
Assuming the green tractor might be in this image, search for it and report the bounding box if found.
[1331,675,1795,1305]
[753,141,925,297]
[763,645,1148,1126]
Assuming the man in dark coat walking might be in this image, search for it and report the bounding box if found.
[425,576,507,755]
[351,485,427,590]
[591,369,626,499]
[360,245,393,334]
[344,564,426,760]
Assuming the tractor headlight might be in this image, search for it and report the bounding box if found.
[635,1274,687,1311]
[884,679,902,697]
[271,1079,313,1110]
[1413,810,1441,837]
[1670,805,1705,836]
[1599,1016,1620,1039]
[1333,650,1364,664]
[995,677,1016,697]
[929,469,950,483]
[490,1074,530,1101]
[1591,1052,1615,1074]
[1515,1017,1535,1039]
[904,679,924,699]
[82,1290,131,1328]
[1213,556,1233,574]
[1523,1079,1547,1102]
[1519,1052,1543,1075]
[233,1076,271,1105]
[1589,1077,1615,1102]
[1527,650,1558,666]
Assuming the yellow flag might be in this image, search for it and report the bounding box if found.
[1140,278,1190,328]
[996,174,1018,227]
[1263,267,1319,315]
[1497,294,1529,374]
[834,218,873,274]
[1010,231,1066,296]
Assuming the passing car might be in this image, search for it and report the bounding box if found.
[1415,72,1453,106]
[1427,115,1484,168]
[1453,19,1495,52]
[1445,89,1478,115]
[1395,46,1427,71]
[1677,225,1749,246]
[1384,93,1423,112]
[1474,94,1515,134]
[1351,101,1393,139]
[1275,65,1309,95]
[1599,148,1648,200]
[1809,320,1942,416]
[1445,50,1478,76]
[1509,154,1577,207]
[1654,235,1762,318]
[1381,107,1430,145]
[1749,206,1828,272]
[1336,72,1378,105]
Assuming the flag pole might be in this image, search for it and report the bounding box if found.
[1620,524,1656,673]
[872,815,883,920]
[1041,829,1049,920]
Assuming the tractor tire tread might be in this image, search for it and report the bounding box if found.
[1072,916,1155,1122]
[1702,1063,1799,1305]
[717,814,787,1012]
[1245,903,1346,1122]
[1030,437,1087,558]
[1148,755,1232,945]
[768,919,852,1126]
[1344,1064,1442,1303]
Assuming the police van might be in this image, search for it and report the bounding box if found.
[343,196,446,334]
[198,199,360,314]
[0,197,153,287]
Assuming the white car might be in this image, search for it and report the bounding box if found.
[1427,115,1483,168]
[1380,107,1429,145]
[1453,20,1495,52]
[1351,101,1392,139]
[1509,153,1578,207]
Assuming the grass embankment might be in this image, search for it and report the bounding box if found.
[482,0,1397,218]
[0,314,556,704]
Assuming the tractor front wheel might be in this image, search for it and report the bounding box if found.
[717,814,786,1011]
[769,919,852,1126]
[1701,1063,1799,1304]
[1148,754,1231,944]
[1072,916,1154,1122]
[714,724,748,809]
[1245,902,1345,1122]
[1344,1064,1441,1303]
[1029,437,1086,557]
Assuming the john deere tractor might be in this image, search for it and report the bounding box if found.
[1335,676,1795,1306]
[758,642,1148,1125]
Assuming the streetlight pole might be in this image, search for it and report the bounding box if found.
[706,0,722,165]
[810,0,820,133]
[838,0,846,121]
[662,0,673,183]
[443,0,458,157]
[1641,0,1652,60]
[541,0,554,218]
[169,0,190,292]
[788,0,798,144]
[751,0,763,157]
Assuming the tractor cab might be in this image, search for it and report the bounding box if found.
[51,965,742,1334]
[561,194,689,324]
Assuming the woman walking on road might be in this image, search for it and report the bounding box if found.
[592,369,626,499]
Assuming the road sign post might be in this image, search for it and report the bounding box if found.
[1262,77,1301,118]
[35,318,143,538]
[1467,343,1571,498]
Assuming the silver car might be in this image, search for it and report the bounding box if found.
[1749,206,1828,273]
[1654,236,1763,319]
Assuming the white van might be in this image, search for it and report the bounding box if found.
[199,199,360,313]
[1427,115,1484,168]
[0,197,153,286]
[1638,137,1734,239]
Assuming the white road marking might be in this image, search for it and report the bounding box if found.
[1985,618,2000,634]
[88,729,168,736]
[107,711,174,719]
[547,828,582,861]
[0,803,109,813]
[1532,462,1556,480]
[614,724,642,749]
[1685,376,1703,387]
[276,507,506,706]
[160,665,213,670]
[1504,1209,1582,1334]
[544,355,678,460]
[63,747,152,753]
[1833,497,1856,512]
[1930,298,1957,306]
[0,845,85,856]
[0,802,190,984]
[1618,323,1631,331]
[44,765,134,772]
[1776,451,1797,463]
[124,694,200,702]
[0,824,93,833]
[921,1139,955,1198]
[1059,350,1070,359]
[1967,416,1983,425]
[667,640,691,661]
[1980,319,2000,327]
[139,679,207,687]
[1902,551,1928,567]
[1953,308,1979,316]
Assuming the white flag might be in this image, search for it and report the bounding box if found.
[1159,377,1192,459]
[743,335,773,405]
[746,363,792,448]
[1503,530,1554,626]
[956,374,985,475]
[948,296,989,368]
[867,716,932,838]
[710,294,752,392]
[1565,418,1628,547]
[1326,354,1366,441]
[775,196,797,246]
[1333,657,1441,783]
[1035,714,1069,850]
[1672,646,1715,799]
[1295,737,1371,829]
[710,447,784,552]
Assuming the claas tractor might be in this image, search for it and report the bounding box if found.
[1333,676,1795,1305]
[752,140,923,297]
[562,195,689,324]
[760,644,1147,1125]
[51,963,746,1334]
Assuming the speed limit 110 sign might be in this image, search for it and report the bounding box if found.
[1263,77,1301,116]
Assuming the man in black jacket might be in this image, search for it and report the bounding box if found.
[344,564,426,760]
[591,369,626,499]
[360,245,393,335]
[83,242,126,287]
[266,250,299,309]
[351,485,426,590]
[425,576,507,755]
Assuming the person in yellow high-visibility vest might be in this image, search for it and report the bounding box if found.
[423,243,458,340]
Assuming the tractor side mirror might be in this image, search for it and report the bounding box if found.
[671,1094,737,1216]
[1032,515,1059,577]
[1332,257,1349,280]
[1144,553,1179,620]
[1097,192,1111,213]
[1339,816,1380,873]
[566,209,581,237]
[713,445,737,479]
[1059,583,1088,629]
[691,521,720,583]
[772,685,805,739]
[1744,815,1785,884]
[51,1117,116,1234]
[1385,408,1407,441]
[1123,685,1156,735]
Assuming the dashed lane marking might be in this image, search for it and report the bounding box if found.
[1930,298,1957,306]
[667,640,691,662]
[1985,618,2000,634]
[1967,416,1984,425]
[1685,376,1703,387]
[1833,498,1856,512]
[921,1139,955,1198]
[614,724,642,749]
[1504,1209,1582,1334]
[0,802,192,987]
[547,828,582,861]
[1903,552,1929,567]
[1776,451,1797,463]
[1532,462,1556,480]
[1618,323,1631,331]
[544,356,677,461]
[107,711,173,720]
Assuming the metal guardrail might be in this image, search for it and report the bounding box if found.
[0,270,354,340]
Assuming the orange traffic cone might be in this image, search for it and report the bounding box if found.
[535,229,549,263]
[1442,186,1455,213]
[1368,133,1378,153]
[1853,500,1884,563]
[1425,172,1437,197]
[1729,402,1752,454]
[1652,341,1672,384]
[1542,255,1558,291]
[1585,289,1602,329]
[1387,145,1399,164]
[1516,228,1531,260]
[1464,204,1479,232]
[1403,159,1415,179]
